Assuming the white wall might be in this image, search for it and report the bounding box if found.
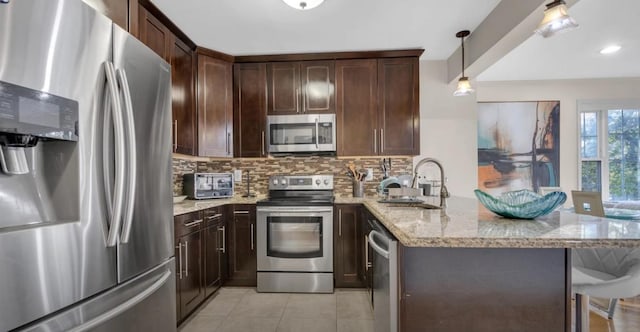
[416,61,640,200]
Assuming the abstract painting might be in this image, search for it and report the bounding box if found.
[477,101,560,195]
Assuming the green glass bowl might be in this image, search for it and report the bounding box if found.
[474,189,567,219]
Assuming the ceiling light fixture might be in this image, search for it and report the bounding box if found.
[600,45,621,55]
[453,30,474,97]
[535,0,579,38]
[282,0,325,10]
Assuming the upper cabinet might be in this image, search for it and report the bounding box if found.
[234,63,268,158]
[336,57,420,156]
[377,58,420,156]
[267,61,335,115]
[137,5,172,61]
[197,50,234,157]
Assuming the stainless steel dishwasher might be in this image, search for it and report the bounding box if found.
[368,223,398,332]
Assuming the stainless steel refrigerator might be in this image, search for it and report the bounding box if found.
[0,0,175,331]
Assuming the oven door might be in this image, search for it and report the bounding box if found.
[256,206,333,272]
[267,114,336,153]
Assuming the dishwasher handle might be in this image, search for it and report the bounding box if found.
[368,230,391,259]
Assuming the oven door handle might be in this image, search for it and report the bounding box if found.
[257,208,333,214]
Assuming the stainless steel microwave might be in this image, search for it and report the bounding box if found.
[183,173,234,199]
[266,114,336,154]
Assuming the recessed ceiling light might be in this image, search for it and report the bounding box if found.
[600,45,621,55]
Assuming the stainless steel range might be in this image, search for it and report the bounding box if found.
[256,175,334,293]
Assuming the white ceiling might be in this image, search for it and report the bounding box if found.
[150,0,501,60]
[151,0,639,81]
[477,0,640,81]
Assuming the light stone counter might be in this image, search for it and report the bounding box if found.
[337,196,640,248]
[173,196,264,216]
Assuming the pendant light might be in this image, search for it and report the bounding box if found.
[282,0,325,10]
[453,30,474,97]
[535,0,579,38]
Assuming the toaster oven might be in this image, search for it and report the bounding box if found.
[183,173,234,199]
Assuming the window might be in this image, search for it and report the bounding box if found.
[579,104,640,201]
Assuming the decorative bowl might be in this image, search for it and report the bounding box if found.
[474,189,567,219]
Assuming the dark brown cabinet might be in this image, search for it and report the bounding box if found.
[174,211,205,323]
[226,205,257,286]
[361,209,374,303]
[83,0,129,29]
[267,61,335,115]
[377,57,420,156]
[334,204,365,288]
[137,5,197,155]
[233,63,267,157]
[197,50,233,157]
[336,57,419,156]
[203,207,227,297]
[336,59,378,156]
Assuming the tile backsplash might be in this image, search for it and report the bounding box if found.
[172,155,413,197]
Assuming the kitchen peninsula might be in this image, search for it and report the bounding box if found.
[350,196,640,332]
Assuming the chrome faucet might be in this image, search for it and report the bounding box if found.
[412,157,450,208]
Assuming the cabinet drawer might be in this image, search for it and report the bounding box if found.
[174,211,203,238]
[204,207,224,226]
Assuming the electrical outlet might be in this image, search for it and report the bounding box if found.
[234,169,242,182]
[365,168,373,181]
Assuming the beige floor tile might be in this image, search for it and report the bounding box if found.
[281,293,337,320]
[198,294,242,317]
[217,317,280,332]
[337,319,374,332]
[228,291,290,318]
[277,317,337,332]
[336,291,373,320]
[179,314,225,332]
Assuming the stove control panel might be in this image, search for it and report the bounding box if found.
[268,175,333,190]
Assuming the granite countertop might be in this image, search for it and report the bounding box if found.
[357,196,640,249]
[173,196,264,216]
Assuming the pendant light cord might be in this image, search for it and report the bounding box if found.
[461,36,465,77]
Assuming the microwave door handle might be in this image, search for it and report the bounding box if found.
[315,117,319,149]
[116,68,137,244]
[103,61,126,248]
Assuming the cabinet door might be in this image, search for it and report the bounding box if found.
[171,37,196,155]
[267,62,300,115]
[137,5,171,61]
[177,230,204,320]
[83,0,128,30]
[203,213,225,297]
[334,205,364,288]
[226,205,257,286]
[336,59,378,156]
[300,61,335,114]
[197,54,233,157]
[377,58,420,156]
[233,63,267,157]
[361,210,374,304]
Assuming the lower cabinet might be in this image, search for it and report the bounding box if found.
[226,204,257,286]
[203,207,227,297]
[334,204,365,288]
[174,211,205,323]
[361,209,374,304]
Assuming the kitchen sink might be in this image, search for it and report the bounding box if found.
[377,198,441,209]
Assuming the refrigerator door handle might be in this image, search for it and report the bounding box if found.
[104,61,126,248]
[116,68,137,244]
[66,270,172,332]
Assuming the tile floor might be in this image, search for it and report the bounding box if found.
[179,287,374,332]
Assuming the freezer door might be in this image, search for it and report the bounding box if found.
[111,25,174,282]
[18,258,177,332]
[0,1,117,331]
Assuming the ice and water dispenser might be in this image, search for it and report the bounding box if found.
[0,80,80,229]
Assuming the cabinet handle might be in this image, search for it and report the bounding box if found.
[218,226,226,253]
[173,120,177,152]
[380,128,384,153]
[184,219,203,227]
[234,210,249,215]
[250,223,254,251]
[364,234,370,271]
[296,87,300,113]
[338,209,342,237]
[261,131,266,156]
[176,244,182,280]
[207,213,223,220]
[184,241,188,277]
[373,129,377,154]
[226,132,231,155]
